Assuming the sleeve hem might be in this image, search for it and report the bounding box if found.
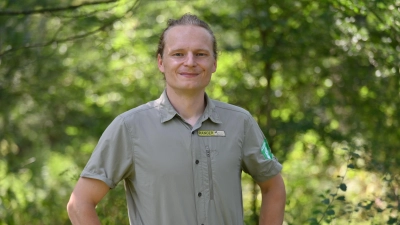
[80,171,116,189]
[253,162,283,183]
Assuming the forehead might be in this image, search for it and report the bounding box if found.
[163,25,213,49]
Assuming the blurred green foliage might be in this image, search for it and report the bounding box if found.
[0,0,399,224]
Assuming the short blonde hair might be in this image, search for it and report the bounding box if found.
[156,13,218,60]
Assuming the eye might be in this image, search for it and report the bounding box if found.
[172,53,184,57]
[196,53,207,57]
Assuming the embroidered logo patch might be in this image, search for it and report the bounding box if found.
[198,130,226,137]
[261,139,274,159]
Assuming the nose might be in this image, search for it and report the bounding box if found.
[184,53,196,67]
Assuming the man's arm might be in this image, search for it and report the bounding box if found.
[258,173,286,225]
[67,177,110,225]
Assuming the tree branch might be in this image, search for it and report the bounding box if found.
[333,1,400,39]
[0,22,109,57]
[317,148,353,223]
[0,0,140,57]
[0,0,119,16]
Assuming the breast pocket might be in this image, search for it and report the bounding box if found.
[200,135,242,200]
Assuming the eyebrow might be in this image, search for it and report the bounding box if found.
[168,48,211,53]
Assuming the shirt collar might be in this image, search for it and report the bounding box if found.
[157,90,222,124]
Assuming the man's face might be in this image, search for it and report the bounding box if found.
[158,25,217,95]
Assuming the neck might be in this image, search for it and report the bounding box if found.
[165,87,206,126]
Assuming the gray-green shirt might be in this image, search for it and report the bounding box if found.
[81,90,282,225]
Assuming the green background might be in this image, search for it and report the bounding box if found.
[0,0,399,224]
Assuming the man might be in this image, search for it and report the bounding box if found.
[67,14,286,225]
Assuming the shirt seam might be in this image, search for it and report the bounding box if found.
[213,103,251,117]
[120,104,158,119]
[118,115,136,179]
[241,114,254,166]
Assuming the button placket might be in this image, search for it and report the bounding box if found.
[192,128,206,224]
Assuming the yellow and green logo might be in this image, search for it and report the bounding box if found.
[198,130,226,137]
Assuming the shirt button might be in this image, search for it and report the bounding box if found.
[198,192,202,197]
[195,160,199,164]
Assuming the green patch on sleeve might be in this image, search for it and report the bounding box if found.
[261,139,274,160]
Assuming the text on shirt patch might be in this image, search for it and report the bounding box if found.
[198,130,226,137]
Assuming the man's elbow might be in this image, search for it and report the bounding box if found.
[67,198,77,218]
[67,195,86,221]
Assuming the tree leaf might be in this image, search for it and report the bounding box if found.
[336,196,345,201]
[326,209,335,215]
[322,198,330,205]
[339,183,347,191]
[387,217,398,224]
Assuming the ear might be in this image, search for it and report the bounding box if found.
[157,54,165,73]
[212,59,217,73]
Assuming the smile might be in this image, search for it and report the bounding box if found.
[179,72,199,76]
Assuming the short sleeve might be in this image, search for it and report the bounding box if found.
[241,116,282,183]
[81,116,134,188]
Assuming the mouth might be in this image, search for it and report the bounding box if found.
[179,72,199,77]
